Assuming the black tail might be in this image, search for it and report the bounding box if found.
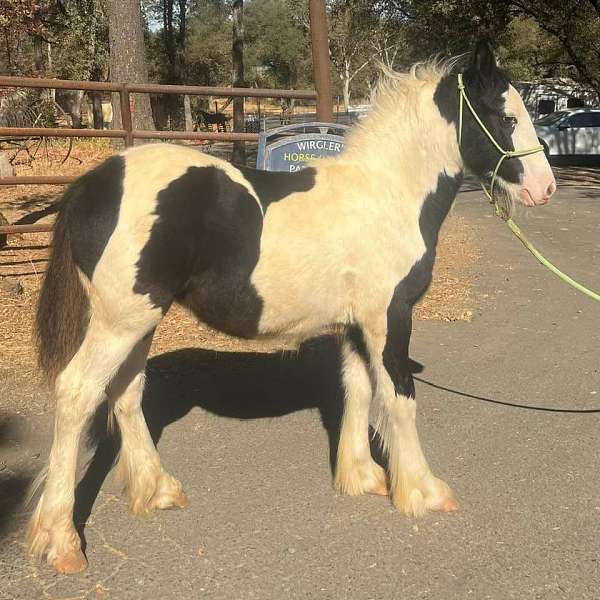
[36,191,89,384]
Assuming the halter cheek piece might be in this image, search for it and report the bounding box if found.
[456,73,544,214]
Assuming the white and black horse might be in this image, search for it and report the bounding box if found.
[27,41,555,573]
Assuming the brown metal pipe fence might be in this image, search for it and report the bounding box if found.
[0,76,319,98]
[0,77,319,235]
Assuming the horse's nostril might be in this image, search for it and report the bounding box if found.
[547,180,557,198]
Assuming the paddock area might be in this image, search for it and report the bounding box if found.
[1,178,598,598]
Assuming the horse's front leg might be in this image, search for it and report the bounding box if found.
[334,327,388,496]
[364,307,458,517]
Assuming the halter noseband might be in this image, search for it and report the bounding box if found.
[456,73,544,214]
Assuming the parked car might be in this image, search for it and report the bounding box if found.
[534,108,600,156]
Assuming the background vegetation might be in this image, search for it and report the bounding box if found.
[0,0,598,116]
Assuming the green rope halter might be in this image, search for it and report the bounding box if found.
[457,73,544,203]
[457,73,600,304]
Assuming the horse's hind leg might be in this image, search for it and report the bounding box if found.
[109,332,188,515]
[334,330,388,496]
[27,320,148,574]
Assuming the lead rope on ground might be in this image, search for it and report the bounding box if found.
[457,73,600,304]
[503,217,600,303]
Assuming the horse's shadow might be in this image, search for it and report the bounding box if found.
[0,415,34,542]
[74,336,386,547]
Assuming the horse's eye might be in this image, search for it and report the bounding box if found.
[502,115,517,131]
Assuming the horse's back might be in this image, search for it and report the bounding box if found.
[60,144,351,338]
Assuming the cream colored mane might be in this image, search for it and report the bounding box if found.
[340,57,463,193]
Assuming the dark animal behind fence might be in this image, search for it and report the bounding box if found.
[193,109,231,132]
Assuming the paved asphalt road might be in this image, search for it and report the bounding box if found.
[1,184,599,599]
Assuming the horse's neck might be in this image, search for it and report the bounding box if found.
[339,89,463,238]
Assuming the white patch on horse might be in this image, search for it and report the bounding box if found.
[501,86,556,205]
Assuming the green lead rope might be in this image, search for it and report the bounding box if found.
[457,73,600,304]
[504,218,600,303]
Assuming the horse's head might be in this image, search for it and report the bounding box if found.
[440,40,556,213]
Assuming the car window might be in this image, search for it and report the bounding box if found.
[535,111,569,125]
[590,113,600,127]
[567,113,596,127]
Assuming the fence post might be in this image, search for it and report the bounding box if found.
[309,0,333,122]
[120,84,134,146]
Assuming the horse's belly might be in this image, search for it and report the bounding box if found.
[181,269,264,339]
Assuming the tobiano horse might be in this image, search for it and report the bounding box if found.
[27,40,556,573]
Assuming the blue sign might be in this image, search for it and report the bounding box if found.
[257,122,349,172]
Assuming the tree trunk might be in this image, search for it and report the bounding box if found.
[33,37,44,74]
[106,0,155,137]
[91,93,104,129]
[342,78,350,112]
[46,42,55,102]
[342,60,351,112]
[232,0,245,165]
[161,0,186,130]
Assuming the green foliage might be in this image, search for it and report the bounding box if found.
[1,0,599,104]
[146,0,312,89]
[0,0,108,80]
[51,0,109,81]
[506,0,600,94]
[496,17,567,81]
[386,0,512,60]
[184,1,231,85]
[328,0,406,107]
[244,0,312,88]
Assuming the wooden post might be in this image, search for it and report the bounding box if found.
[308,0,333,122]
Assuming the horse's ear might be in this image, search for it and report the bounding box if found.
[471,38,497,81]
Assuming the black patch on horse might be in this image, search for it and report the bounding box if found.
[382,171,462,397]
[396,171,463,307]
[237,166,317,212]
[134,166,265,338]
[346,323,369,364]
[64,155,125,279]
[433,44,523,187]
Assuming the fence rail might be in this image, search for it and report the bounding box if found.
[0,76,319,236]
[0,76,318,99]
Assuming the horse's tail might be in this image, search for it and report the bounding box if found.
[36,189,90,384]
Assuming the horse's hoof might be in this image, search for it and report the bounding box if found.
[368,479,389,496]
[427,478,459,513]
[158,489,190,510]
[437,496,459,512]
[392,476,458,516]
[50,549,88,574]
[149,473,189,511]
[335,460,388,497]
